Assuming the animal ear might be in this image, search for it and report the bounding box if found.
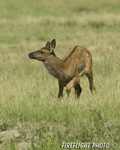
[50,39,56,50]
[46,41,50,48]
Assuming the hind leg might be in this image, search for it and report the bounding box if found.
[74,83,82,99]
[86,70,96,94]
[58,81,64,99]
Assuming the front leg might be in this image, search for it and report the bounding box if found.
[58,81,64,98]
[66,76,80,98]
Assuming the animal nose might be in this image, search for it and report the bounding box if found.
[28,53,33,59]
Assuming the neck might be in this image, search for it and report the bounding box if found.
[43,55,64,79]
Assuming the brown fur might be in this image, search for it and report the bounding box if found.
[28,39,96,98]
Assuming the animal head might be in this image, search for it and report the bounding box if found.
[28,39,56,61]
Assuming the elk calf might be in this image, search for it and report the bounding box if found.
[28,39,96,98]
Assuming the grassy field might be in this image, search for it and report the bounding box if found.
[0,0,120,149]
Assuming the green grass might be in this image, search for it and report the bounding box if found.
[0,0,120,149]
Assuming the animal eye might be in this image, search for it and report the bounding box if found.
[40,51,44,54]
